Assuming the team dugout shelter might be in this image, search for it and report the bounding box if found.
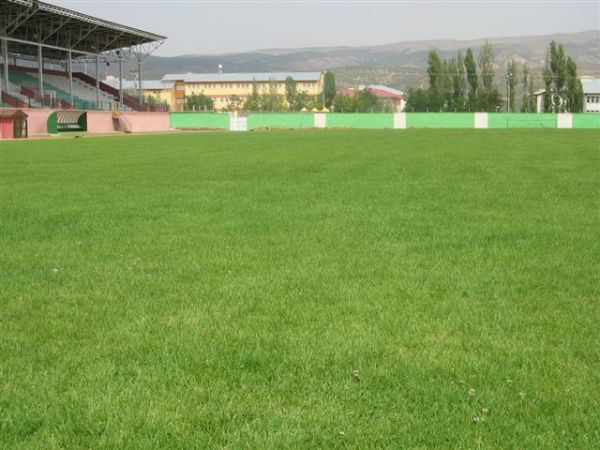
[0,0,165,109]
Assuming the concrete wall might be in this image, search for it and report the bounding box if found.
[406,113,475,128]
[248,113,314,130]
[22,108,54,136]
[327,113,394,129]
[488,113,557,129]
[169,112,230,130]
[86,111,171,134]
[573,114,600,129]
[125,112,170,133]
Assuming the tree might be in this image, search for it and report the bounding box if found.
[187,93,214,111]
[426,51,445,111]
[405,88,430,112]
[549,40,567,112]
[355,88,378,112]
[506,58,518,112]
[294,90,310,111]
[243,79,260,111]
[464,48,478,111]
[542,52,553,113]
[479,40,495,91]
[144,94,166,107]
[451,52,466,111]
[477,41,501,112]
[521,64,535,112]
[260,78,284,112]
[285,76,297,110]
[334,93,357,112]
[322,71,336,108]
[566,56,584,112]
[225,95,243,111]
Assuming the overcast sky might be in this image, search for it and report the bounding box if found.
[52,1,599,56]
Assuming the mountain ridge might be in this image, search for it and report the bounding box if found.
[142,30,600,90]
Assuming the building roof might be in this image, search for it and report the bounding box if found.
[581,79,600,94]
[0,0,165,60]
[368,85,405,98]
[104,79,175,90]
[533,79,600,96]
[161,72,322,83]
[337,85,405,100]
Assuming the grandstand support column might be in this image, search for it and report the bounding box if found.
[137,59,143,107]
[95,55,100,106]
[118,55,124,105]
[67,50,74,106]
[2,39,8,93]
[37,45,44,107]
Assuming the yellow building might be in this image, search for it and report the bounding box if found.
[104,77,175,109]
[161,71,325,112]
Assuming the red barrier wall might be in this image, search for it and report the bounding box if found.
[86,111,171,135]
[86,111,119,134]
[125,112,171,133]
[0,116,14,139]
[23,108,53,136]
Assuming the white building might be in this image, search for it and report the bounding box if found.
[534,77,600,113]
[582,78,600,113]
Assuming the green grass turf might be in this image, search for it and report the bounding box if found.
[1,130,599,448]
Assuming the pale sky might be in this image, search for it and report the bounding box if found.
[52,1,599,56]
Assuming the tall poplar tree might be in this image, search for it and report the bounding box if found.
[464,48,478,111]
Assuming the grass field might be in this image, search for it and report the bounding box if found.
[1,129,599,449]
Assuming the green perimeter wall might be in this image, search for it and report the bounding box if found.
[406,113,474,128]
[327,113,394,129]
[488,113,557,129]
[573,114,600,129]
[170,113,230,129]
[248,113,314,130]
[166,112,600,130]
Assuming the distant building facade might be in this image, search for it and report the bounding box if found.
[165,72,325,112]
[533,77,600,113]
[337,85,406,112]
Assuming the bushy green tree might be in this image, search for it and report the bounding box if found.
[187,93,214,111]
[243,79,260,111]
[334,93,357,112]
[259,78,285,112]
[356,88,378,112]
[405,88,430,112]
[293,90,310,111]
[225,95,243,112]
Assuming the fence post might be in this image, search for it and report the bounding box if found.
[314,113,327,129]
[393,112,406,129]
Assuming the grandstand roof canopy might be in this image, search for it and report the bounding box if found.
[0,0,166,60]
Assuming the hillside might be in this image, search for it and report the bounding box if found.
[142,30,600,90]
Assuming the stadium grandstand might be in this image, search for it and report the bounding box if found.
[0,0,166,112]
